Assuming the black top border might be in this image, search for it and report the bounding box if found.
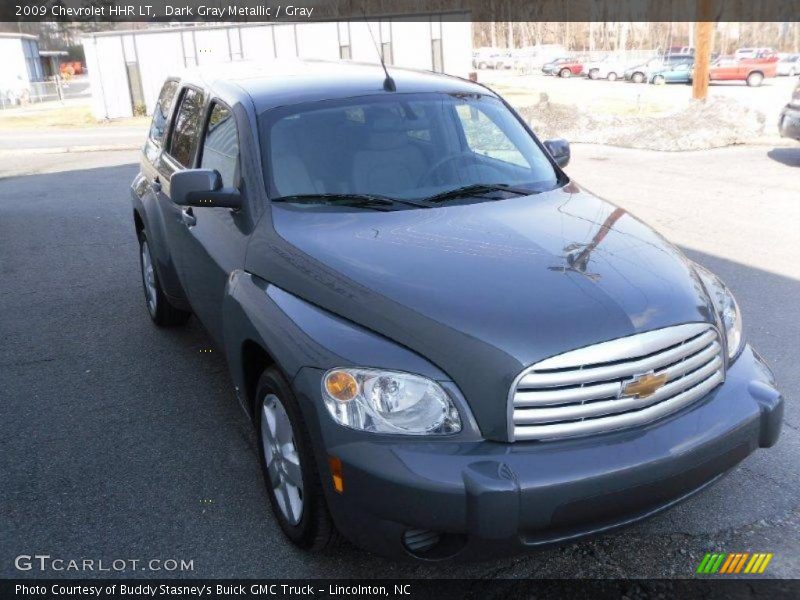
[2,0,800,23]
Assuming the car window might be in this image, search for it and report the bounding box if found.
[259,93,558,202]
[148,80,178,145]
[455,104,526,167]
[167,87,204,168]
[200,103,239,189]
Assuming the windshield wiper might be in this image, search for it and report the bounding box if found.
[271,193,426,210]
[421,183,534,204]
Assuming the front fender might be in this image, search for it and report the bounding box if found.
[221,270,450,418]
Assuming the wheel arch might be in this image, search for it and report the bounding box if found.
[241,338,278,418]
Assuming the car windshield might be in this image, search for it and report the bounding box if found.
[258,93,559,204]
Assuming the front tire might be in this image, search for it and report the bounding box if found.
[653,74,666,85]
[138,232,190,327]
[746,71,764,87]
[632,72,645,84]
[588,69,599,80]
[559,68,572,78]
[607,72,618,81]
[255,367,339,551]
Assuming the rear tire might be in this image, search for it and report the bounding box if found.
[746,71,764,87]
[607,72,618,81]
[138,232,191,327]
[588,69,599,80]
[559,68,571,78]
[653,75,666,85]
[255,367,340,551]
[632,72,645,84]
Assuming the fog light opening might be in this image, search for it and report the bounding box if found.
[401,529,466,560]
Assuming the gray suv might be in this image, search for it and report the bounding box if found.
[131,60,783,560]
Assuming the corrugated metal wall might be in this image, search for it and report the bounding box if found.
[82,18,473,119]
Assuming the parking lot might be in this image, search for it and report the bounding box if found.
[1,142,798,578]
[480,68,797,126]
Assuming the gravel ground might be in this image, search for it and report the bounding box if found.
[1,146,798,579]
[483,69,797,150]
[520,96,769,150]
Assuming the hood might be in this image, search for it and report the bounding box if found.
[246,184,715,440]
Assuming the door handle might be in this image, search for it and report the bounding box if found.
[181,207,197,227]
[152,176,161,193]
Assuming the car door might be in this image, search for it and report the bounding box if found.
[712,57,738,80]
[670,63,691,82]
[154,85,206,301]
[139,79,186,301]
[177,100,253,344]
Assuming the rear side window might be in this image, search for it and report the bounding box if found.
[167,87,204,168]
[148,80,178,145]
[200,103,239,188]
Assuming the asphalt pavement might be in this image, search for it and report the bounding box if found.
[1,145,798,579]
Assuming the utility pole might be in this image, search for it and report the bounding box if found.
[692,0,715,101]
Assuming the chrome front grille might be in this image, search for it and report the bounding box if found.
[510,323,724,441]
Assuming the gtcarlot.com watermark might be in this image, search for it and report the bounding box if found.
[14,554,194,573]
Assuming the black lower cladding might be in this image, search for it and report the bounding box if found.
[546,442,752,535]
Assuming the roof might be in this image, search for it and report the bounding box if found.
[0,32,37,40]
[176,59,492,114]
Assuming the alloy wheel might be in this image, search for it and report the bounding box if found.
[140,240,157,316]
[261,393,304,525]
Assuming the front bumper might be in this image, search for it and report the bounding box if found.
[293,345,783,560]
[779,105,800,140]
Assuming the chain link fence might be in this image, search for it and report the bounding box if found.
[0,76,89,110]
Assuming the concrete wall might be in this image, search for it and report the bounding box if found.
[82,17,473,119]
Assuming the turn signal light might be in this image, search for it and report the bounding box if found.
[324,370,358,402]
[328,456,344,493]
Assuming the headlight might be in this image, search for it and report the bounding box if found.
[694,264,744,360]
[321,368,461,435]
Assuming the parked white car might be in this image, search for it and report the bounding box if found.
[584,57,630,81]
[473,49,512,70]
[777,54,800,76]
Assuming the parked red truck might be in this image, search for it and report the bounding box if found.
[705,54,778,87]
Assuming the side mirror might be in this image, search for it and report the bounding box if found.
[544,138,570,168]
[170,169,242,209]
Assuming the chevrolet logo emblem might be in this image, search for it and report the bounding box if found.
[622,372,668,399]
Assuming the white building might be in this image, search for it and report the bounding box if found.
[82,16,473,120]
[0,33,45,104]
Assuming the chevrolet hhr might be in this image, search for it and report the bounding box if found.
[131,60,784,559]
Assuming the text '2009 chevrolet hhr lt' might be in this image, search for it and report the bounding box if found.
[131,60,784,560]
